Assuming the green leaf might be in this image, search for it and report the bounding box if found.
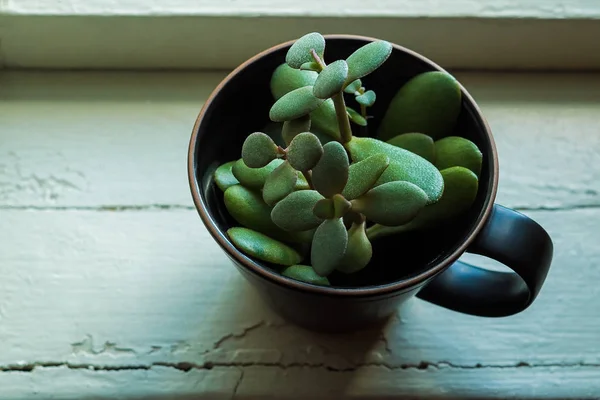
[300,61,321,72]
[224,184,311,243]
[345,40,393,82]
[355,90,376,107]
[344,79,362,94]
[286,32,326,69]
[346,107,367,126]
[270,63,317,100]
[231,158,283,190]
[351,181,428,226]
[313,60,349,99]
[342,153,390,200]
[311,218,348,276]
[271,190,324,231]
[227,227,303,266]
[296,172,311,190]
[282,265,330,286]
[377,71,462,141]
[213,160,239,192]
[286,132,324,171]
[332,194,351,218]
[241,132,278,168]
[434,136,483,177]
[387,132,435,163]
[310,99,342,141]
[337,220,372,274]
[367,166,479,239]
[346,137,444,203]
[270,86,325,122]
[282,115,311,146]
[263,161,298,206]
[313,198,334,219]
[311,141,350,198]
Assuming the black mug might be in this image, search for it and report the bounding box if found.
[188,35,554,332]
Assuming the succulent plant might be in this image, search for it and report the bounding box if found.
[213,32,484,287]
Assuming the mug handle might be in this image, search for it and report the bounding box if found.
[415,204,554,317]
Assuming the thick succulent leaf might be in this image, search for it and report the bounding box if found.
[282,265,330,286]
[332,194,351,218]
[346,107,367,126]
[313,60,349,99]
[263,161,298,206]
[286,132,324,171]
[300,61,321,72]
[231,158,283,190]
[223,185,290,241]
[342,153,390,200]
[270,86,325,122]
[377,71,462,141]
[337,221,372,274]
[213,160,239,192]
[241,132,278,168]
[268,64,339,140]
[310,99,342,141]
[311,218,348,276]
[313,198,335,219]
[345,40,393,82]
[311,141,350,198]
[355,90,376,107]
[346,137,444,203]
[295,173,310,190]
[286,32,326,69]
[367,166,479,239]
[282,115,311,146]
[270,63,317,100]
[387,132,435,163]
[227,227,303,266]
[351,181,428,226]
[344,79,362,94]
[434,136,483,177]
[271,190,324,231]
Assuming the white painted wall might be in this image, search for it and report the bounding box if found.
[5,0,600,18]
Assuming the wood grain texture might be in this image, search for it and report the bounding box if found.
[0,209,598,371]
[1,71,599,210]
[1,70,599,398]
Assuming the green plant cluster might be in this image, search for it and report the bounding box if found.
[213,32,483,287]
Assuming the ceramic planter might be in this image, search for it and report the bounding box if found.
[188,35,553,332]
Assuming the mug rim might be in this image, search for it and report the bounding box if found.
[188,33,499,297]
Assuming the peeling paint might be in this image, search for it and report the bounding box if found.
[71,335,137,356]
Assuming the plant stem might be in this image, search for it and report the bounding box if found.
[356,87,367,118]
[310,49,326,71]
[332,92,353,144]
[302,170,314,189]
[360,104,367,118]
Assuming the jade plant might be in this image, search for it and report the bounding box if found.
[213,32,483,287]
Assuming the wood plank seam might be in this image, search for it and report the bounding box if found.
[2,361,600,374]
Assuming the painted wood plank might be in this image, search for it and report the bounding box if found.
[1,365,599,399]
[0,207,598,371]
[7,0,598,19]
[2,1,600,70]
[1,71,599,210]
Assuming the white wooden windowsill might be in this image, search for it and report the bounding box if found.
[1,0,600,70]
[1,68,600,398]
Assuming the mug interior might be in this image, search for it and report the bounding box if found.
[190,35,496,291]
